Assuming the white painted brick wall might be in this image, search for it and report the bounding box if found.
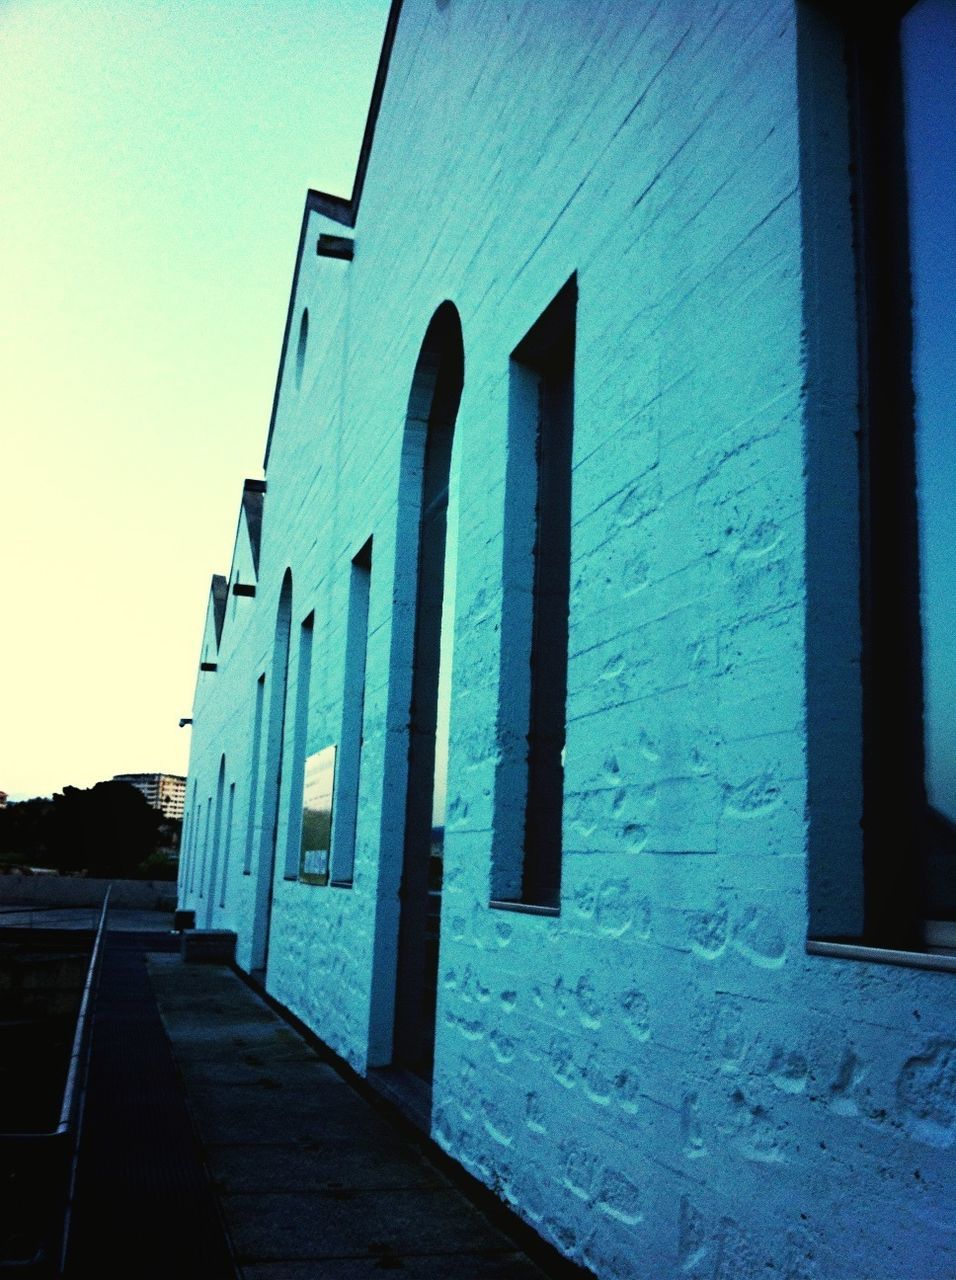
[180,3,956,1276]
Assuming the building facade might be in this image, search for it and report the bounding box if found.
[178,3,955,1276]
[113,773,186,821]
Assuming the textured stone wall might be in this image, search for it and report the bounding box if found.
[179,2,955,1277]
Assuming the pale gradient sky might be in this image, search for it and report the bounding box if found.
[1,0,390,800]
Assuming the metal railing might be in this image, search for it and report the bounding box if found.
[0,887,111,1275]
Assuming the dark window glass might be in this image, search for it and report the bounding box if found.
[851,0,956,937]
[331,539,372,886]
[243,674,266,874]
[285,612,315,880]
[511,279,576,909]
[902,0,956,832]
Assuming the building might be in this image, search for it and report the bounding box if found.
[112,773,186,821]
[178,3,955,1277]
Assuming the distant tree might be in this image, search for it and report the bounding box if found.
[0,797,54,863]
[157,815,182,855]
[46,782,162,877]
[0,783,166,876]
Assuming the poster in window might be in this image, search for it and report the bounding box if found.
[300,745,336,885]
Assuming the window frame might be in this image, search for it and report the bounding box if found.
[816,0,955,953]
[490,275,576,914]
[845,2,926,947]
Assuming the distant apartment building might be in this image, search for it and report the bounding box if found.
[112,773,186,821]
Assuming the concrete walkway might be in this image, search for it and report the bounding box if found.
[147,953,553,1279]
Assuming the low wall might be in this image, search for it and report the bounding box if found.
[0,876,177,911]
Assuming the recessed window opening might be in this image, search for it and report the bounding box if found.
[331,538,372,887]
[243,674,266,875]
[902,0,956,935]
[179,781,196,897]
[190,801,203,895]
[845,1,956,945]
[220,781,235,908]
[392,302,463,1081]
[198,799,211,899]
[252,569,294,974]
[284,612,315,880]
[295,307,309,389]
[433,492,458,851]
[205,757,226,927]
[493,275,576,911]
[189,802,199,893]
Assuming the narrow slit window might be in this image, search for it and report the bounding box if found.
[494,276,576,910]
[285,612,315,879]
[180,782,196,896]
[220,781,235,907]
[841,2,956,945]
[243,674,266,874]
[199,799,212,899]
[331,538,372,886]
[902,0,956,932]
[188,800,202,894]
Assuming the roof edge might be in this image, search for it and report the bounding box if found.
[263,0,404,471]
[348,0,404,217]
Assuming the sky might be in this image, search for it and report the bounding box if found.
[1,0,390,801]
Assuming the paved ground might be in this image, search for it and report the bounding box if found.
[26,918,565,1276]
[147,950,553,1279]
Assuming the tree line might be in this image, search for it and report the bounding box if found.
[0,781,181,879]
